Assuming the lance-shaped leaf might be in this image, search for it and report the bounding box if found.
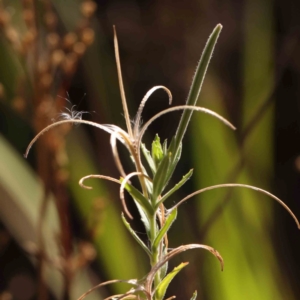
[141,143,156,175]
[122,181,153,235]
[173,24,223,159]
[190,291,198,300]
[152,208,178,251]
[155,262,189,300]
[156,169,193,209]
[164,138,182,188]
[122,181,154,216]
[136,201,151,239]
[121,213,151,257]
[159,247,169,281]
[152,152,172,205]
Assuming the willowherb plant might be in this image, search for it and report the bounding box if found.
[25,24,300,300]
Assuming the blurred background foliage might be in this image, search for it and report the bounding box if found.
[0,0,300,299]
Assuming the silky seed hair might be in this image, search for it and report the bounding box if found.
[55,92,90,122]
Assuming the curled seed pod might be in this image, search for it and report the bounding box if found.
[81,1,97,18]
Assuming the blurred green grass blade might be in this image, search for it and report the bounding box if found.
[190,75,295,300]
[0,134,102,299]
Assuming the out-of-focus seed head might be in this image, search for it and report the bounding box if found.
[22,9,35,27]
[38,60,50,74]
[47,32,60,49]
[37,94,54,116]
[73,42,86,56]
[81,1,97,18]
[51,50,65,67]
[5,27,19,44]
[44,12,58,30]
[46,134,62,153]
[12,96,26,113]
[22,0,34,6]
[21,31,36,52]
[0,291,12,300]
[40,73,53,89]
[56,169,69,184]
[0,10,10,28]
[63,32,77,50]
[81,28,95,46]
[79,242,96,262]
[62,53,78,75]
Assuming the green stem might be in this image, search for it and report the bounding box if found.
[149,213,161,294]
[173,24,223,157]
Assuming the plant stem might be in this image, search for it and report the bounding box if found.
[149,212,161,294]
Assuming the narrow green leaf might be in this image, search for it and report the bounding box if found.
[152,152,171,204]
[155,262,189,300]
[156,169,193,209]
[121,213,151,257]
[151,134,164,168]
[141,143,156,175]
[0,134,104,299]
[140,163,153,195]
[135,200,151,238]
[159,246,169,280]
[173,24,223,160]
[190,291,197,300]
[151,137,182,200]
[123,181,154,216]
[152,208,177,251]
[164,139,182,187]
